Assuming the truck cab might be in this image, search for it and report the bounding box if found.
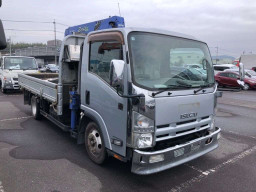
[0,56,38,93]
[79,28,220,174]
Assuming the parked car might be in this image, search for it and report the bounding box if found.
[213,64,238,74]
[0,56,38,93]
[224,69,256,79]
[215,71,256,90]
[246,69,256,78]
[40,64,59,73]
[251,67,256,72]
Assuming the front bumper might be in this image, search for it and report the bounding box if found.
[3,82,20,90]
[131,127,221,175]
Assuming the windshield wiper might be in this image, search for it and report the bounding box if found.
[152,84,192,97]
[194,83,214,94]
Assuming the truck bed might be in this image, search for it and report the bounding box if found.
[19,73,59,102]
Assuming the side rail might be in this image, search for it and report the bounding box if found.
[18,73,58,103]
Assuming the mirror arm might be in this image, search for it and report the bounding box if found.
[117,91,145,98]
[116,91,144,105]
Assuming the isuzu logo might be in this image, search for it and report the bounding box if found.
[180,112,197,119]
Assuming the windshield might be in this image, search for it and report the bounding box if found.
[246,70,256,76]
[4,57,38,70]
[128,32,215,90]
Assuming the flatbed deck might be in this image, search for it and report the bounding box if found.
[19,73,59,102]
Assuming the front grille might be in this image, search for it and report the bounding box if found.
[155,116,212,141]
[176,128,195,134]
[176,119,197,125]
[146,129,209,152]
[13,78,18,81]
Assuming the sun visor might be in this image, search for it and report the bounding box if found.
[88,31,124,44]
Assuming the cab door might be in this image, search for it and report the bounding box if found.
[81,32,127,156]
[218,72,229,86]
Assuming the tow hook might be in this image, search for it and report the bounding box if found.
[205,137,213,145]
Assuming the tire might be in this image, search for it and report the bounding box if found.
[31,96,41,120]
[243,83,250,90]
[85,122,107,164]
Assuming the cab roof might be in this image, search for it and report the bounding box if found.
[88,27,203,43]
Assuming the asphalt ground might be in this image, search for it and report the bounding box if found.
[0,89,256,192]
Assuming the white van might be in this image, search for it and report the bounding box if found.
[213,64,238,75]
[0,56,38,93]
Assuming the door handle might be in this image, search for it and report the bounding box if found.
[86,90,90,105]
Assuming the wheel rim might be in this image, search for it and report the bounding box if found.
[31,98,37,116]
[87,129,102,157]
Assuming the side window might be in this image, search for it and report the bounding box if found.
[226,73,232,78]
[219,73,227,77]
[228,73,238,79]
[89,41,123,84]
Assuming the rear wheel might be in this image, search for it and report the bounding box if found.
[31,96,41,120]
[85,122,107,164]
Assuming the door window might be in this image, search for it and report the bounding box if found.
[89,41,123,84]
[219,72,228,77]
[228,73,238,79]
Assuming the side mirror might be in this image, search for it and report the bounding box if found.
[109,59,125,94]
[0,20,6,50]
[239,62,245,81]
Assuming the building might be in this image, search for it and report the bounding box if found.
[14,40,62,67]
[47,39,62,47]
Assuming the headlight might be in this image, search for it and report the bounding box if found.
[132,111,154,149]
[3,77,12,84]
[133,111,154,132]
[133,133,153,149]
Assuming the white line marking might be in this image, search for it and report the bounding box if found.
[0,181,5,192]
[185,164,204,174]
[0,116,32,122]
[169,145,256,192]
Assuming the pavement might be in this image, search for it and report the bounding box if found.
[0,90,256,192]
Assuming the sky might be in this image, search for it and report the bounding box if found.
[1,0,256,58]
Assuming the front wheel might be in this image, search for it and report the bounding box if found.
[85,122,107,164]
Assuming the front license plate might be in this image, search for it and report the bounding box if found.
[191,142,201,151]
[174,148,185,158]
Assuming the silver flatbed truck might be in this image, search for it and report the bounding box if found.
[19,19,221,174]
